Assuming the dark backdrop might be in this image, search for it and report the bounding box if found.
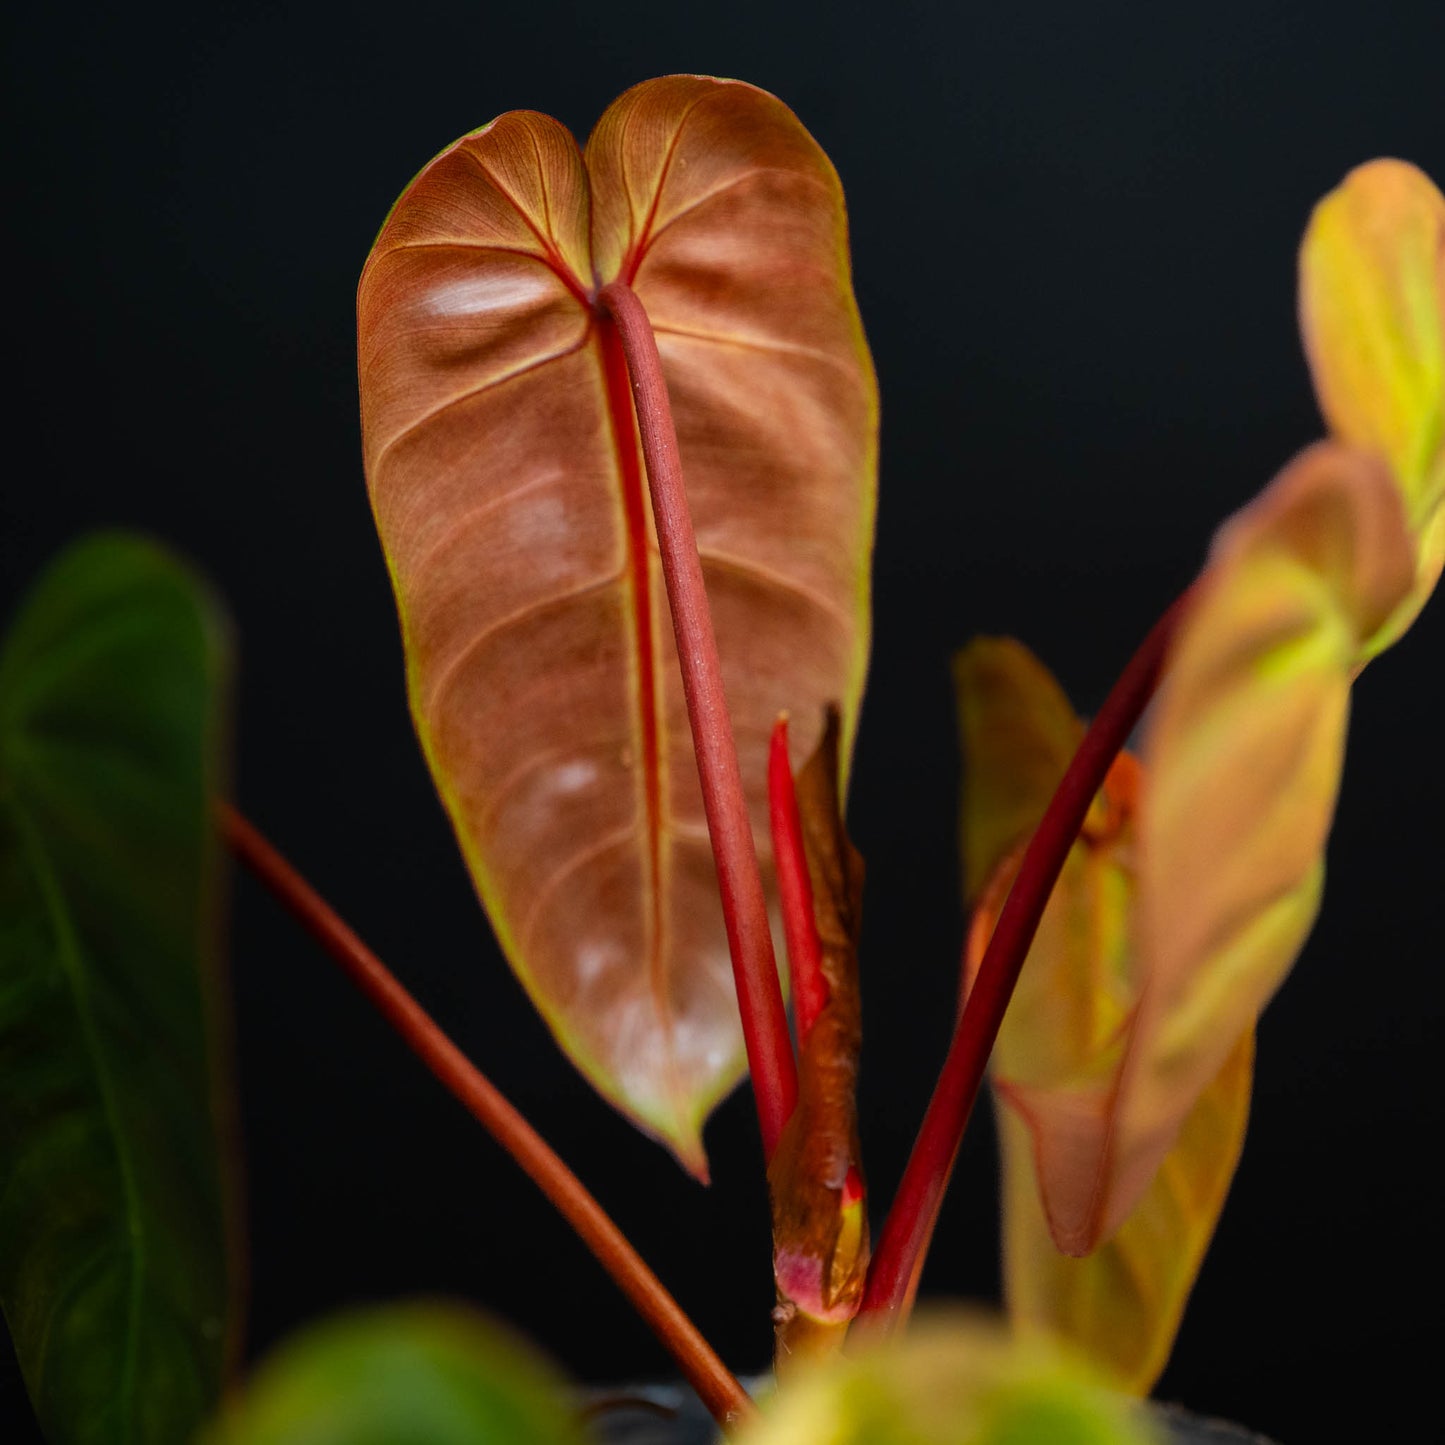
[4,3,1443,1440]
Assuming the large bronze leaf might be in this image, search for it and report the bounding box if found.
[357,76,878,1171]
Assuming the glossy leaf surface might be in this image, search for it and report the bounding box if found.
[0,535,237,1444]
[203,1304,588,1445]
[357,76,878,1170]
[1300,159,1445,651]
[737,1312,1160,1445]
[768,710,867,1363]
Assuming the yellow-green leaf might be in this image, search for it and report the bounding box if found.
[1110,441,1415,1241]
[1300,158,1445,651]
[956,441,1413,1387]
[202,1304,589,1445]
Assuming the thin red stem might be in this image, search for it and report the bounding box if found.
[219,803,756,1429]
[859,590,1192,1324]
[767,715,827,1050]
[597,281,798,1160]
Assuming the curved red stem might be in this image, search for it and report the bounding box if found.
[219,804,756,1429]
[597,281,798,1160]
[860,590,1192,1324]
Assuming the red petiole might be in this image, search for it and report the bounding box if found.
[597,281,798,1161]
[860,589,1193,1324]
[767,715,828,1049]
[218,803,756,1430]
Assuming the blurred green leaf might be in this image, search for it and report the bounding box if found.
[203,1304,592,1445]
[0,534,239,1443]
[736,1311,1159,1445]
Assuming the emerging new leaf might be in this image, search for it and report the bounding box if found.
[1300,159,1445,652]
[357,77,878,1172]
[767,710,868,1367]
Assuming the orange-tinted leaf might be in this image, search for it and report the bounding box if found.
[957,642,1249,1391]
[769,710,868,1364]
[980,447,1412,1258]
[356,78,878,1171]
[957,657,1141,1259]
[957,446,1414,1381]
[996,1032,1252,1395]
[1105,442,1415,1240]
[1300,159,1445,651]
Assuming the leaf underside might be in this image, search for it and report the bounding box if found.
[0,534,237,1445]
[357,75,878,1169]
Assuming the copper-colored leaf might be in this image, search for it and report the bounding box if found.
[1300,159,1445,653]
[356,77,878,1170]
[768,709,868,1364]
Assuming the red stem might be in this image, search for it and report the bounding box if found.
[597,281,798,1160]
[767,715,827,1049]
[859,591,1192,1323]
[218,803,756,1429]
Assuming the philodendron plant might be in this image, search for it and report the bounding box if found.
[1,72,1441,1445]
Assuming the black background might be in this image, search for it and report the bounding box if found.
[4,3,1443,1440]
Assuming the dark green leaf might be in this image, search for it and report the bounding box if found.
[203,1304,591,1445]
[0,533,239,1444]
